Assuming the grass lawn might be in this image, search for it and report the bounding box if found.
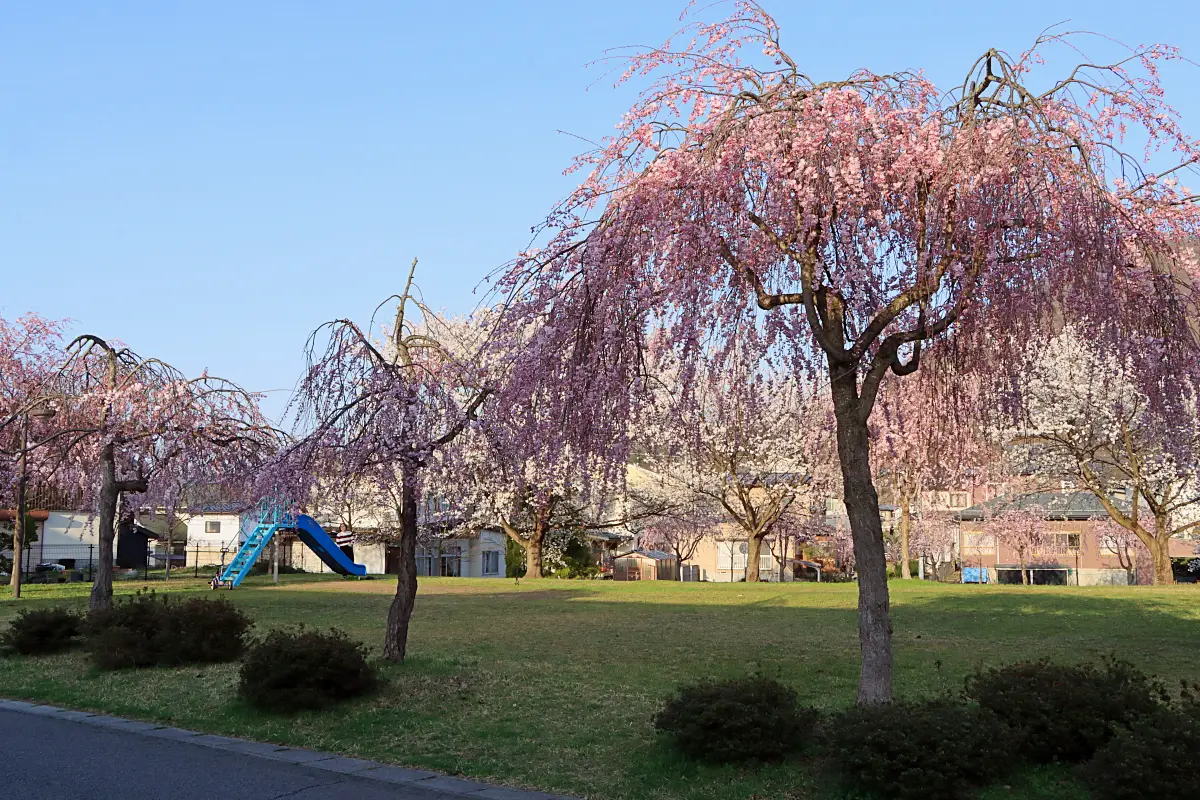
[3,577,1199,799]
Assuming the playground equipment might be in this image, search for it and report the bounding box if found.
[215,502,366,588]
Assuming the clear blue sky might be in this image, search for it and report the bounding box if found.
[2,1,1197,421]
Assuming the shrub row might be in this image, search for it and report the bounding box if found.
[2,595,377,714]
[87,592,252,669]
[0,592,251,667]
[654,659,1200,800]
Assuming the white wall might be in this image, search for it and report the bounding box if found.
[271,530,506,578]
[357,543,386,575]
[465,530,506,578]
[182,513,243,549]
[42,512,99,546]
[1079,568,1134,587]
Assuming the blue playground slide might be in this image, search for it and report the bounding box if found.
[292,514,367,577]
[217,511,366,588]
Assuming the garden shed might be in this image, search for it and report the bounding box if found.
[612,548,678,581]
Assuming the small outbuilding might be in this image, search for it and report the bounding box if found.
[791,558,825,582]
[612,548,678,581]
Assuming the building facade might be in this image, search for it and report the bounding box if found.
[957,492,1197,585]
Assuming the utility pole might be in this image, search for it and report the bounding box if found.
[271,535,279,584]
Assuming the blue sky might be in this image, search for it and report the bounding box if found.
[2,1,1197,421]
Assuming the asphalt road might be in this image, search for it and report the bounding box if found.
[0,709,464,800]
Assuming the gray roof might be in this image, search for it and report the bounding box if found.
[957,492,1116,522]
[614,548,675,561]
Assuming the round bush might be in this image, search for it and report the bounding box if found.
[0,607,82,656]
[238,628,378,713]
[965,658,1165,764]
[652,675,813,763]
[161,596,252,664]
[824,699,1016,800]
[1087,704,1200,800]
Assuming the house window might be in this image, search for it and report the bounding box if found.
[439,544,462,577]
[1037,533,1078,556]
[962,533,996,553]
[482,551,500,576]
[204,521,221,534]
[717,542,748,571]
[951,493,969,508]
[416,547,435,576]
[759,552,774,573]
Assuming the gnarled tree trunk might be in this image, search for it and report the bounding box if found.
[525,534,544,579]
[1150,523,1174,586]
[831,375,893,706]
[384,465,419,661]
[88,443,147,611]
[89,443,118,611]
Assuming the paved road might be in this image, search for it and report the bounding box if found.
[1,709,469,800]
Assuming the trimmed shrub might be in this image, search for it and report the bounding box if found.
[0,607,82,655]
[824,699,1016,800]
[965,658,1165,764]
[652,675,813,763]
[1087,702,1200,800]
[87,591,251,670]
[88,625,159,670]
[163,596,253,664]
[238,628,377,713]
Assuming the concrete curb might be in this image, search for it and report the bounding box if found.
[0,699,576,800]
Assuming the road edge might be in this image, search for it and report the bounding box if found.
[0,698,576,800]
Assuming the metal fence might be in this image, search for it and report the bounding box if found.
[8,544,100,583]
[8,541,246,582]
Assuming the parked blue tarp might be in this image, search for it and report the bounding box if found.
[962,567,989,583]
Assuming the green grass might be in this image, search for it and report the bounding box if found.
[3,577,1199,799]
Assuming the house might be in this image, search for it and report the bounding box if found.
[956,491,1197,585]
[3,506,190,574]
[255,506,506,579]
[410,529,507,577]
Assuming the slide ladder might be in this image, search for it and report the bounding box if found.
[217,505,366,588]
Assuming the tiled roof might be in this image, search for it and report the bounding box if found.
[957,492,1117,522]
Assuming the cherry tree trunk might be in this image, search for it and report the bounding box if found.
[1020,557,1029,586]
[525,535,544,579]
[746,534,764,582]
[1150,528,1175,586]
[830,378,893,706]
[89,443,119,611]
[10,456,27,599]
[898,501,912,580]
[383,467,419,662]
